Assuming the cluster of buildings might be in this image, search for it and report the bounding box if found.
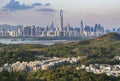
[0,10,119,37]
[114,56,120,60]
[0,57,80,72]
[76,64,120,77]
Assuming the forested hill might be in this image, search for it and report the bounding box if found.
[95,32,120,41]
[0,33,120,81]
[0,33,120,66]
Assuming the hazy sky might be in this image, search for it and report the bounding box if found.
[0,0,120,29]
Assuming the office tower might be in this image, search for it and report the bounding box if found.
[60,10,64,32]
[84,25,91,36]
[64,23,71,37]
[94,24,101,32]
[18,25,23,37]
[94,24,104,36]
[80,20,84,36]
[112,28,116,32]
[50,22,54,29]
[66,23,71,32]
[24,26,31,36]
[117,28,120,34]
[31,25,36,36]
[36,26,40,36]
[1,28,6,37]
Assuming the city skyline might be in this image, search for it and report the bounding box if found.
[0,0,120,29]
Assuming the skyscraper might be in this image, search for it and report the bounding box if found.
[60,10,63,32]
[80,20,84,36]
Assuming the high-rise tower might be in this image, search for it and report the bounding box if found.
[60,10,63,32]
[80,20,84,36]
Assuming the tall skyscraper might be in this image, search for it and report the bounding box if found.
[18,26,23,37]
[24,26,31,36]
[80,20,84,36]
[31,25,36,36]
[60,10,63,32]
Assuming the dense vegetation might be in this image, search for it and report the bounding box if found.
[0,33,119,65]
[0,32,120,81]
[0,66,120,81]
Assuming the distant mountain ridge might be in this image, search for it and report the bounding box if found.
[0,24,19,31]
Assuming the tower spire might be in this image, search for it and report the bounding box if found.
[80,20,84,36]
[60,10,63,32]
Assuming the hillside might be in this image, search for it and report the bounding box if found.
[0,33,120,66]
[95,33,120,41]
[0,33,120,81]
